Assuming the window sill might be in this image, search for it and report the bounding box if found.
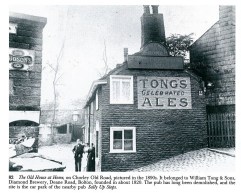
[109,150,136,154]
[56,133,68,135]
[110,101,134,105]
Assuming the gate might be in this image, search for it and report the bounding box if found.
[207,105,235,148]
[71,124,83,142]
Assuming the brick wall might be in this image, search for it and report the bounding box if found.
[9,13,46,111]
[88,65,207,172]
[190,6,235,107]
[9,13,46,150]
[53,134,72,144]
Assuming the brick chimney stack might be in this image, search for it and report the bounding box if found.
[128,5,183,69]
[141,5,166,48]
[143,5,150,14]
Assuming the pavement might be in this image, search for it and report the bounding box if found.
[38,143,80,172]
[38,144,235,172]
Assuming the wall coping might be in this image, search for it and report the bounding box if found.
[9,12,47,28]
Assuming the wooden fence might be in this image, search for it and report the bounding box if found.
[207,113,235,148]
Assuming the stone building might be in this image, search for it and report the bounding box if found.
[9,12,47,151]
[189,6,235,147]
[84,6,207,172]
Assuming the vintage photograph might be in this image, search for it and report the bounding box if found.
[8,5,235,172]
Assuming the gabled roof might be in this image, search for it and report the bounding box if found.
[84,63,128,108]
[99,62,127,80]
[84,80,107,108]
[189,21,219,49]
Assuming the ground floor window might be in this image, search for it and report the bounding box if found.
[56,125,67,134]
[110,127,136,153]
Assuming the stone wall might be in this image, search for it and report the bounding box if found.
[190,6,235,107]
[9,13,46,110]
[9,13,47,149]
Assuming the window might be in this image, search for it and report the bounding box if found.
[96,90,99,110]
[110,127,136,153]
[110,75,133,104]
[57,125,67,134]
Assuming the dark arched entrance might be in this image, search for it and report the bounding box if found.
[9,120,40,152]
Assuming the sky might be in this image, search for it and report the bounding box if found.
[9,5,219,109]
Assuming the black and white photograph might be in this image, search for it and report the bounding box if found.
[7,2,236,175]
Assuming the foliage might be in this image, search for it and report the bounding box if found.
[165,33,194,58]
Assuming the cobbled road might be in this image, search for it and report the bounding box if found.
[39,145,235,172]
[131,148,235,172]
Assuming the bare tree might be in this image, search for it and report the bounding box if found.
[45,9,69,140]
[47,41,65,129]
[98,40,111,77]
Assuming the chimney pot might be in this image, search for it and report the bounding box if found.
[124,48,128,62]
[143,5,150,14]
[151,5,159,14]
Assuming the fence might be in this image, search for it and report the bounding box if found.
[207,113,235,148]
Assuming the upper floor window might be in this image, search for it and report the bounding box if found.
[110,75,133,104]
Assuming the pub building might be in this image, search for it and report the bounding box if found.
[84,5,207,172]
[9,12,47,151]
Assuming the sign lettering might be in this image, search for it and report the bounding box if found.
[137,76,192,109]
[9,48,35,71]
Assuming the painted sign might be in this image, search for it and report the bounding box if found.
[137,76,192,109]
[9,23,18,34]
[9,48,35,70]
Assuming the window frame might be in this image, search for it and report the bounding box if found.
[110,127,136,153]
[109,75,134,104]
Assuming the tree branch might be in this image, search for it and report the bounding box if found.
[55,72,64,84]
